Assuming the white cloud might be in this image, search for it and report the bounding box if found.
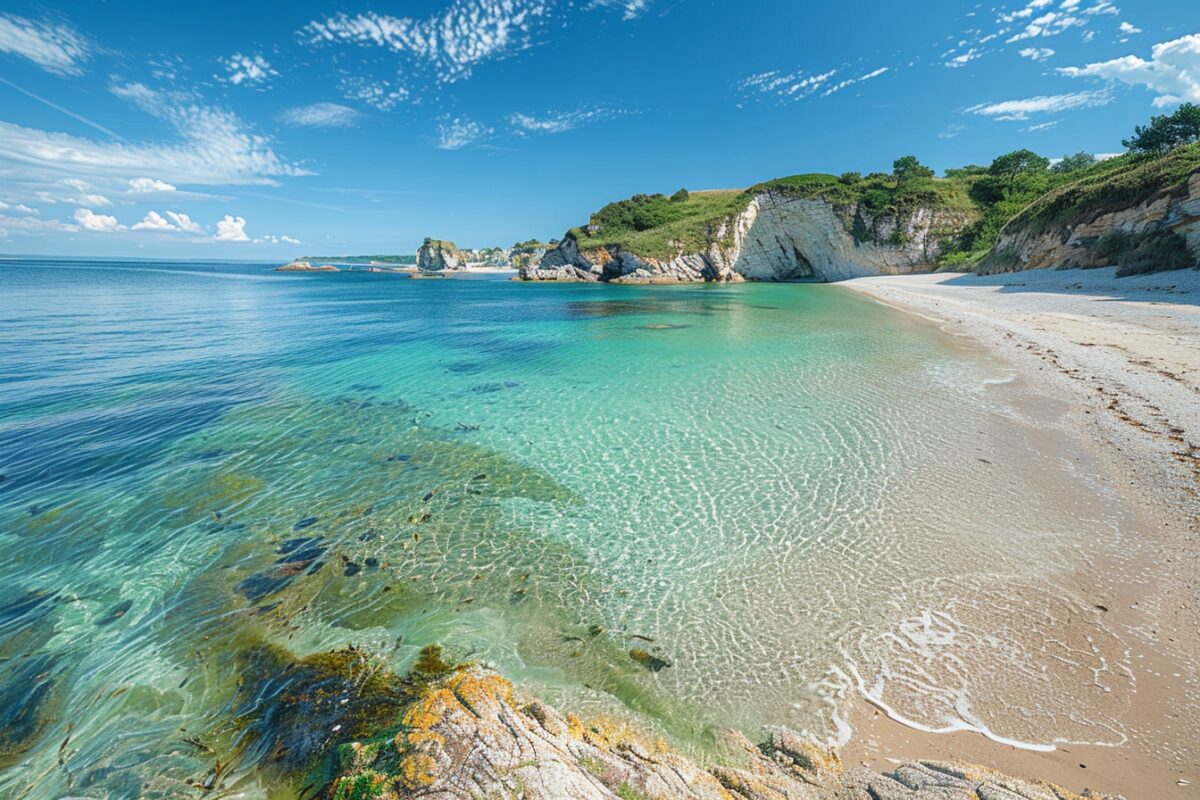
[129,177,177,193]
[1118,21,1141,34]
[0,82,306,208]
[257,233,302,245]
[215,214,249,242]
[1060,33,1200,106]
[945,49,982,68]
[822,67,890,95]
[966,89,1111,119]
[63,178,111,206]
[166,211,202,233]
[436,117,492,149]
[222,53,277,86]
[0,13,91,76]
[74,208,123,232]
[591,0,649,20]
[1019,47,1056,61]
[131,210,177,231]
[279,102,361,128]
[508,107,614,134]
[303,0,550,85]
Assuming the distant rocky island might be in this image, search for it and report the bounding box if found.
[277,240,552,274]
[415,237,552,273]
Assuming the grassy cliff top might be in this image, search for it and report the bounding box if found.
[565,174,977,260]
[421,238,459,252]
[1001,142,1200,235]
[569,189,747,259]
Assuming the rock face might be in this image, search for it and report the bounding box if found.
[417,240,463,272]
[326,665,1112,800]
[521,192,971,283]
[984,169,1200,273]
[417,240,547,271]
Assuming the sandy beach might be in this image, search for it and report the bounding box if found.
[840,267,1200,799]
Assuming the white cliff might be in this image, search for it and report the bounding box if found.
[523,190,972,283]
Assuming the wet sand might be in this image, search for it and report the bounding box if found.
[840,267,1200,799]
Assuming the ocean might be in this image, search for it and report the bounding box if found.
[0,258,1142,797]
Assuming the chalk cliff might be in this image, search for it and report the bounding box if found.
[417,239,464,271]
[522,191,972,283]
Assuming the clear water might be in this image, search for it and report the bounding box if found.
[0,258,1144,797]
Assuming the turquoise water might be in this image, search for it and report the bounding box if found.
[0,258,1140,797]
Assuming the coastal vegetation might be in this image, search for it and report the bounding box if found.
[556,107,1200,273]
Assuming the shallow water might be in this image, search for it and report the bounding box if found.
[0,258,1153,797]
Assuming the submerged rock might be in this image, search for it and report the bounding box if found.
[0,653,60,770]
[237,537,328,601]
[629,647,671,672]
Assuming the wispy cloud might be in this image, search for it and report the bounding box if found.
[339,76,409,110]
[0,82,307,212]
[221,52,277,86]
[0,13,91,76]
[1018,47,1055,61]
[0,213,77,235]
[590,0,650,21]
[739,64,888,102]
[1022,119,1060,132]
[508,107,615,134]
[436,117,493,149]
[129,177,176,193]
[303,0,549,85]
[738,68,838,102]
[1060,33,1200,107]
[280,102,361,128]
[966,89,1111,120]
[941,1,1130,69]
[823,67,889,95]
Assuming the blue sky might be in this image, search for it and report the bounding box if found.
[0,1,1196,258]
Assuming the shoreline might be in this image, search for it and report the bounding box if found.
[838,266,1200,798]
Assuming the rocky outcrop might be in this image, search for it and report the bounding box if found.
[983,169,1200,274]
[520,192,972,283]
[325,665,1113,800]
[416,240,547,271]
[417,239,463,272]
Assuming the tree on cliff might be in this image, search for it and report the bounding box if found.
[892,155,934,181]
[988,149,1050,176]
[1051,152,1096,174]
[1123,103,1200,155]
